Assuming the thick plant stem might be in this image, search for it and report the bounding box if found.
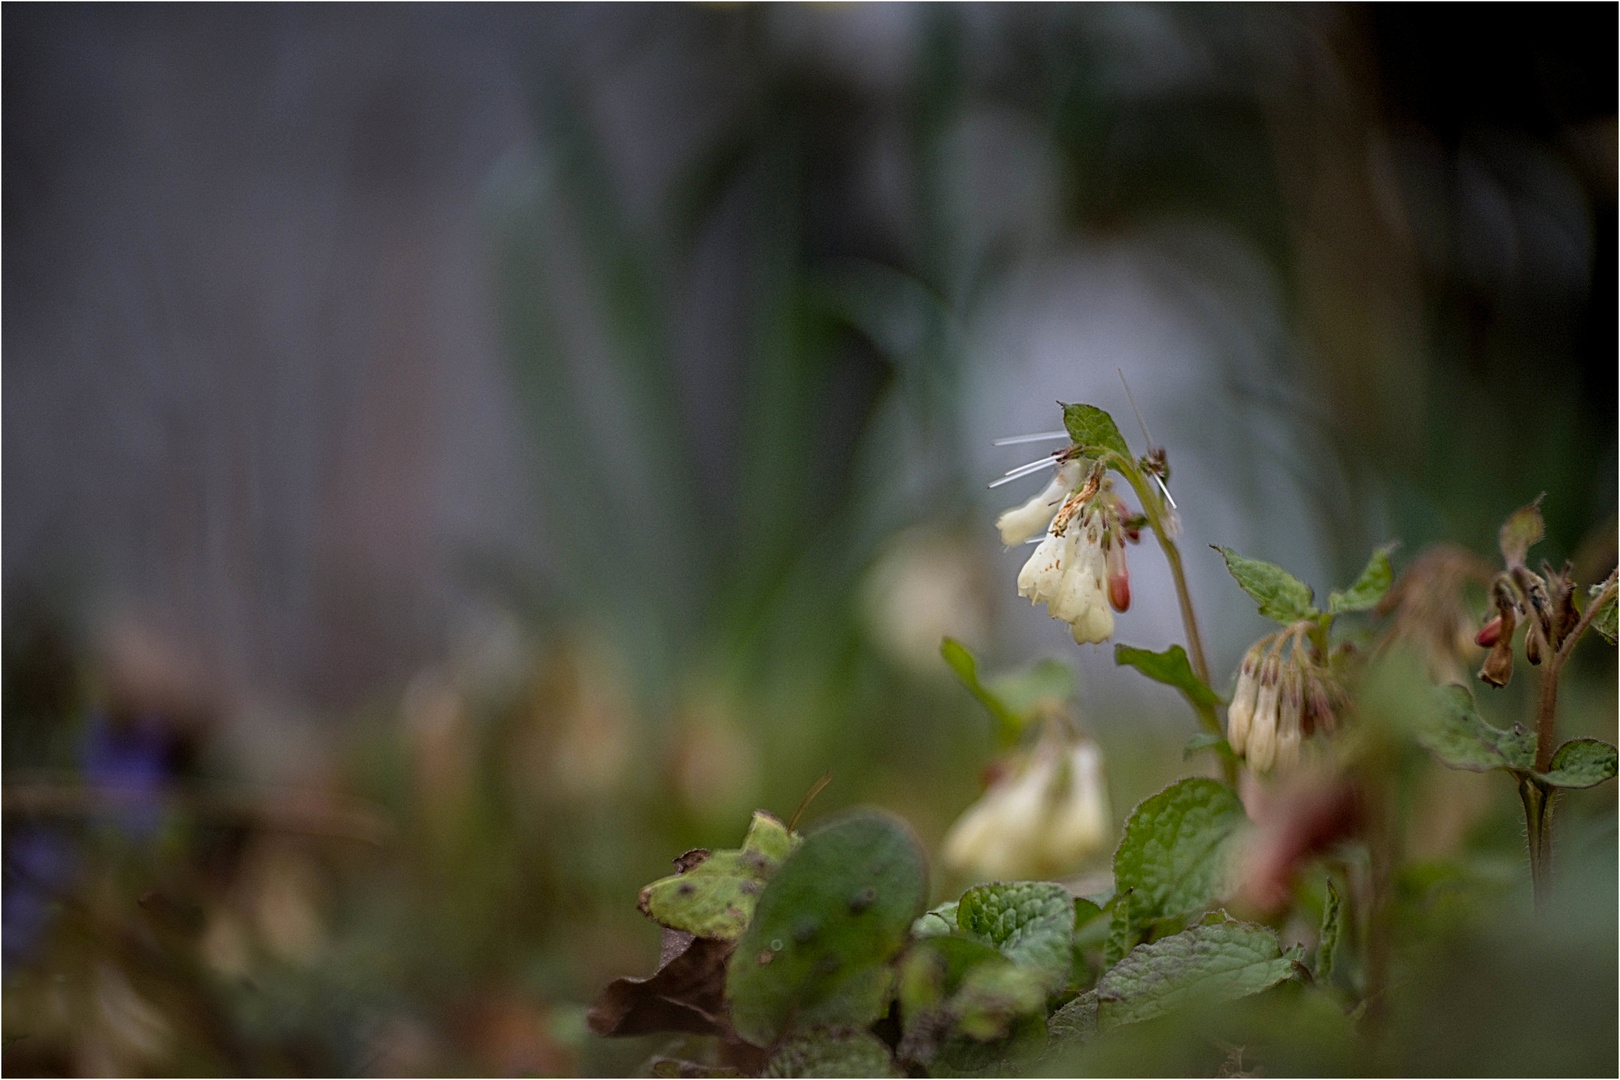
[1518,777,1552,911]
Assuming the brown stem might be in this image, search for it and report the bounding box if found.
[1535,572,1616,772]
[1518,777,1552,911]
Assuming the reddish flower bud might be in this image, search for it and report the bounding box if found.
[1105,537,1130,612]
[1474,615,1504,647]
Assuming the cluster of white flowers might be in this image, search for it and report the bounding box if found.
[1226,638,1339,773]
[942,736,1110,881]
[996,457,1134,646]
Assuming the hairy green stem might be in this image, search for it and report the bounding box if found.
[1110,453,1232,784]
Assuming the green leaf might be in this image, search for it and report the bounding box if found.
[1114,778,1248,927]
[985,659,1074,721]
[940,639,1030,746]
[1062,403,1131,460]
[726,811,928,1047]
[1093,921,1301,1031]
[1315,879,1341,982]
[639,811,801,940]
[1416,684,1535,774]
[1212,547,1318,624]
[956,881,1076,987]
[1181,733,1232,761]
[1103,892,1133,970]
[952,962,1050,1041]
[912,901,960,940]
[1114,644,1223,709]
[1537,738,1618,789]
[1498,495,1545,568]
[1328,543,1397,614]
[762,1029,898,1078]
[1590,585,1617,645]
[1073,897,1105,932]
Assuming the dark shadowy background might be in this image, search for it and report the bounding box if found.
[4,5,1614,1075]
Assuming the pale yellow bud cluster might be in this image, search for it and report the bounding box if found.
[1226,632,1341,774]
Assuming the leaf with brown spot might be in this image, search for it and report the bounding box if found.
[640,812,801,940]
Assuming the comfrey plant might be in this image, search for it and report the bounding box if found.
[589,402,1617,1077]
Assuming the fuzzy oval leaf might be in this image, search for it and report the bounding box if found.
[1537,738,1618,789]
[762,1029,898,1078]
[1212,547,1318,623]
[1093,921,1301,1031]
[726,811,927,1047]
[1114,778,1247,926]
[1114,643,1222,708]
[1328,543,1397,614]
[956,881,1075,985]
[1498,496,1545,568]
[639,811,801,940]
[1062,403,1131,460]
[1417,684,1535,773]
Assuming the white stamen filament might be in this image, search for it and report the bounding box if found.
[992,430,1070,447]
[988,455,1060,488]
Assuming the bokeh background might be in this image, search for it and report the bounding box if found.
[4,5,1615,1075]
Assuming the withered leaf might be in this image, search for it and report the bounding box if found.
[588,930,734,1038]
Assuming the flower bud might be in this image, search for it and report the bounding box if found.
[1474,615,1503,648]
[1478,639,1514,688]
[1303,674,1336,736]
[1246,654,1282,773]
[1226,648,1262,755]
[1105,537,1131,613]
[1273,665,1304,772]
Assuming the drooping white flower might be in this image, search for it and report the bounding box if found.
[1226,647,1261,755]
[1274,665,1304,771]
[1245,653,1283,773]
[943,734,1112,881]
[996,459,1084,546]
[1018,510,1115,645]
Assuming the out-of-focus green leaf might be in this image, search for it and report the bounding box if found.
[639,811,801,940]
[912,901,960,940]
[1114,778,1247,927]
[1093,921,1301,1031]
[1061,403,1131,460]
[953,962,1049,1042]
[1328,543,1398,614]
[956,881,1075,987]
[940,639,1029,746]
[1498,496,1545,568]
[985,659,1074,722]
[1182,733,1233,760]
[1213,547,1318,624]
[1538,739,1618,789]
[1315,879,1341,982]
[761,1028,898,1078]
[1416,684,1535,773]
[1073,897,1105,931]
[726,811,927,1047]
[1589,585,1616,645]
[1114,644,1223,709]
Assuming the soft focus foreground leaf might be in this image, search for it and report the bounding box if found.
[1538,739,1618,789]
[588,931,733,1037]
[1114,778,1247,926]
[1182,733,1232,760]
[1114,643,1223,708]
[1328,543,1397,613]
[1315,879,1341,982]
[1093,921,1301,1031]
[1072,897,1104,931]
[952,962,1050,1041]
[639,812,801,940]
[956,881,1075,986]
[940,639,1027,746]
[985,659,1074,722]
[1061,403,1131,460]
[1498,496,1545,568]
[726,811,927,1047]
[1212,547,1318,623]
[1590,585,1617,644]
[912,901,960,939]
[761,1029,897,1078]
[1416,684,1534,773]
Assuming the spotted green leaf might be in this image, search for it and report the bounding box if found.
[726,811,927,1047]
[639,811,800,940]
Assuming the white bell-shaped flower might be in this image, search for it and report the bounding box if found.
[996,460,1084,546]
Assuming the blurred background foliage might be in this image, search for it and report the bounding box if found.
[3,5,1614,1075]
